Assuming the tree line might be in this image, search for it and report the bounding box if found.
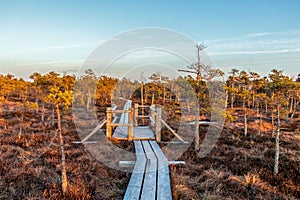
[0,68,299,127]
[1,67,299,177]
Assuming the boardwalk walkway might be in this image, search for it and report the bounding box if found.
[114,100,172,200]
[124,140,172,200]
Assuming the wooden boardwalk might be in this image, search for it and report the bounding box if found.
[114,100,172,200]
[75,99,183,199]
[123,140,172,200]
[113,126,155,140]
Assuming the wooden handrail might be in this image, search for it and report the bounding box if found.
[107,123,133,127]
[149,106,156,112]
[138,105,150,108]
[149,116,155,125]
[81,119,107,143]
[161,119,185,142]
[138,115,150,118]
[155,107,162,142]
[111,110,132,114]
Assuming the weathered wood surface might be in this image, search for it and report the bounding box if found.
[113,100,172,199]
[150,141,172,200]
[113,126,155,140]
[123,141,147,200]
[113,100,131,138]
[141,140,157,199]
[124,140,172,200]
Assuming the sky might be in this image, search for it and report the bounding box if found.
[0,0,300,79]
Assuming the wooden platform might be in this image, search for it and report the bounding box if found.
[113,126,155,140]
[124,140,172,200]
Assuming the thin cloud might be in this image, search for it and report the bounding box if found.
[246,32,273,37]
[209,48,300,56]
[16,59,84,66]
[30,40,99,52]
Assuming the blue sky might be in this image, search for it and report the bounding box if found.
[0,0,299,79]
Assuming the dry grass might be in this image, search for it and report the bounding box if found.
[1,101,299,199]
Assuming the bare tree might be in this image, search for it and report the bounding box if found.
[178,43,224,150]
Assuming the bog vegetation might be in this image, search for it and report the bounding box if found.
[0,67,299,199]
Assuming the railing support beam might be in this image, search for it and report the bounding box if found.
[106,107,112,139]
[155,106,162,142]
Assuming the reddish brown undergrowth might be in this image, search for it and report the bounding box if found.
[170,114,300,200]
[0,101,130,200]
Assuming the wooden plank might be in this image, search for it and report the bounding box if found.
[149,105,156,112]
[113,126,155,140]
[161,119,185,142]
[141,140,157,200]
[108,123,132,127]
[138,105,150,108]
[106,108,112,138]
[138,115,150,118]
[111,110,132,114]
[155,107,162,142]
[168,161,186,165]
[134,126,155,138]
[124,141,147,200]
[161,141,190,144]
[134,103,139,126]
[72,141,101,144]
[150,141,172,200]
[113,100,131,139]
[81,119,106,143]
[119,160,185,167]
[133,138,156,141]
[149,116,156,125]
[119,161,136,167]
[112,116,119,124]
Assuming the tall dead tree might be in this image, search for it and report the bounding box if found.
[178,43,206,150]
[178,43,223,150]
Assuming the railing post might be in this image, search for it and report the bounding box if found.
[150,104,155,128]
[155,106,162,142]
[128,108,134,141]
[134,103,139,126]
[106,107,112,139]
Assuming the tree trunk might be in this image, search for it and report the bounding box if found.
[244,112,248,136]
[259,104,263,135]
[243,97,248,137]
[56,105,68,195]
[274,103,281,175]
[151,93,154,105]
[271,109,275,138]
[289,96,294,113]
[52,103,55,126]
[86,89,91,110]
[195,103,200,150]
[141,83,144,125]
[163,86,166,103]
[274,128,280,175]
[225,90,228,108]
[291,101,299,119]
[285,105,289,123]
[259,113,262,135]
[41,100,45,122]
[230,91,234,109]
[35,88,39,113]
[186,99,190,112]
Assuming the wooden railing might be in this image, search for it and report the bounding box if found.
[133,103,184,143]
[106,107,134,141]
[133,103,163,142]
[77,102,185,143]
